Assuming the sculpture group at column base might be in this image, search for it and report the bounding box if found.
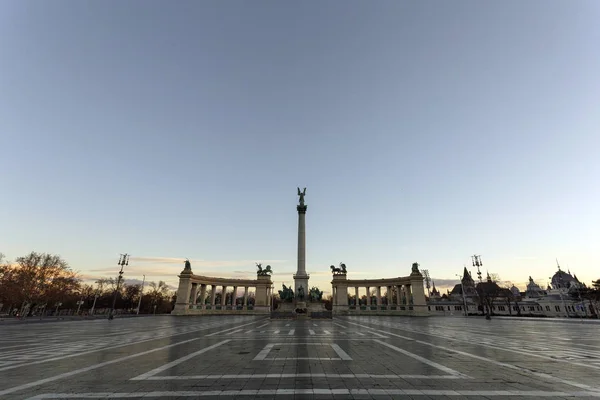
[271,300,331,319]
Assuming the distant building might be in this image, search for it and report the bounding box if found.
[428,265,597,318]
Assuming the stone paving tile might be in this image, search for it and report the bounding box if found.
[3,316,600,399]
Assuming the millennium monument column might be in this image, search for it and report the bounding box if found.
[293,187,309,295]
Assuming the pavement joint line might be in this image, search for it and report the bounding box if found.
[130,340,230,380]
[0,319,252,372]
[346,319,600,392]
[0,319,260,396]
[24,389,600,398]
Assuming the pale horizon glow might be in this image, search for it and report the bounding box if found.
[1,2,599,296]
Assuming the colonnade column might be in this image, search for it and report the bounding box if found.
[200,284,207,309]
[387,286,392,309]
[376,287,381,307]
[210,285,216,306]
[355,287,359,306]
[221,286,227,307]
[189,283,198,305]
[366,287,371,306]
[396,285,402,306]
[243,287,249,309]
[232,286,238,308]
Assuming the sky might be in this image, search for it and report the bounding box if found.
[1,1,599,295]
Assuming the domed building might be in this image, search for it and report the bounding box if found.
[550,267,580,290]
[525,276,546,298]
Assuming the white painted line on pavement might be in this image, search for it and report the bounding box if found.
[139,373,465,380]
[330,343,352,360]
[255,322,269,329]
[0,319,261,396]
[26,389,600,398]
[225,329,243,335]
[285,323,290,327]
[309,329,315,335]
[288,329,295,335]
[367,330,388,338]
[0,337,202,397]
[333,322,348,329]
[273,330,280,334]
[346,320,599,392]
[373,340,466,377]
[323,330,331,335]
[252,343,275,361]
[267,357,341,360]
[130,340,230,380]
[205,319,266,337]
[0,319,252,372]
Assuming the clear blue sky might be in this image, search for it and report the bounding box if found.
[1,1,599,293]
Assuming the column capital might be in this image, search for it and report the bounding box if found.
[297,205,307,214]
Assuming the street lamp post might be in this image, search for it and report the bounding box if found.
[456,273,468,316]
[108,254,129,320]
[136,274,145,315]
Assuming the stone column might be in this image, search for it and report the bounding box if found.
[232,286,238,307]
[200,284,207,309]
[172,270,193,315]
[221,286,227,306]
[293,203,309,294]
[387,286,393,309]
[396,285,402,306]
[355,287,359,306]
[243,286,249,309]
[210,285,216,306]
[376,287,381,307]
[366,287,371,306]
[190,283,199,306]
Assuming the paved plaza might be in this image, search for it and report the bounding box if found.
[1,316,600,399]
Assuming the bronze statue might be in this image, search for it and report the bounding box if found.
[278,284,294,302]
[184,259,192,271]
[412,262,420,273]
[330,263,347,275]
[297,285,305,301]
[297,187,306,206]
[308,287,323,302]
[257,264,273,276]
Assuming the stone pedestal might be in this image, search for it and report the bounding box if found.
[255,275,272,307]
[331,273,348,314]
[410,269,428,315]
[172,269,193,315]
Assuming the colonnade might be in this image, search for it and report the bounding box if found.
[331,264,428,315]
[172,265,273,315]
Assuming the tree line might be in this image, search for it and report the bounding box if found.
[0,252,175,317]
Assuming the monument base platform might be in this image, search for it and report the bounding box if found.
[271,301,331,319]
